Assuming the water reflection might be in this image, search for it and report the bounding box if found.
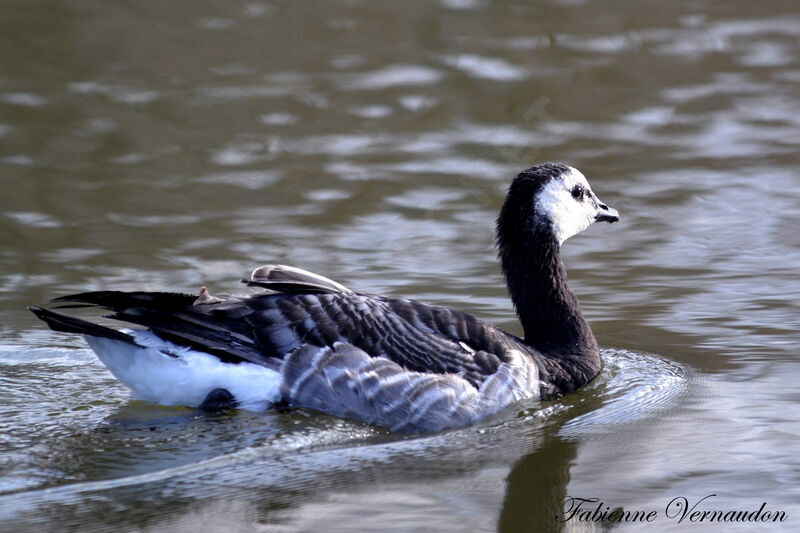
[0,349,684,533]
[498,433,577,533]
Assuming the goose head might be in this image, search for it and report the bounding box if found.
[498,163,619,247]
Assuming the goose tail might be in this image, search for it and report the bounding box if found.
[28,304,282,410]
[28,305,134,343]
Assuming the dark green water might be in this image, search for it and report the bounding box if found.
[1,1,799,531]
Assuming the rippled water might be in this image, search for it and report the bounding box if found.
[2,1,799,531]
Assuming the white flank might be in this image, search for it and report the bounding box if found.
[85,330,281,411]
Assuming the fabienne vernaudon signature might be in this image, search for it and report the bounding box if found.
[556,495,787,524]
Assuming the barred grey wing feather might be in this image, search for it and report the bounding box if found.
[245,264,352,294]
[280,343,539,433]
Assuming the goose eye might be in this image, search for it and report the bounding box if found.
[571,186,583,199]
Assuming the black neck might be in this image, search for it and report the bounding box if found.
[497,224,601,390]
[500,231,594,349]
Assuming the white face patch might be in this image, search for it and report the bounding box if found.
[536,167,610,245]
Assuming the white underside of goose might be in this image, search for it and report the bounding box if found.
[86,330,282,411]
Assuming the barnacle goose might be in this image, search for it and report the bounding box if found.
[30,163,619,433]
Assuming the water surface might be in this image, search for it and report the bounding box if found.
[1,1,799,531]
